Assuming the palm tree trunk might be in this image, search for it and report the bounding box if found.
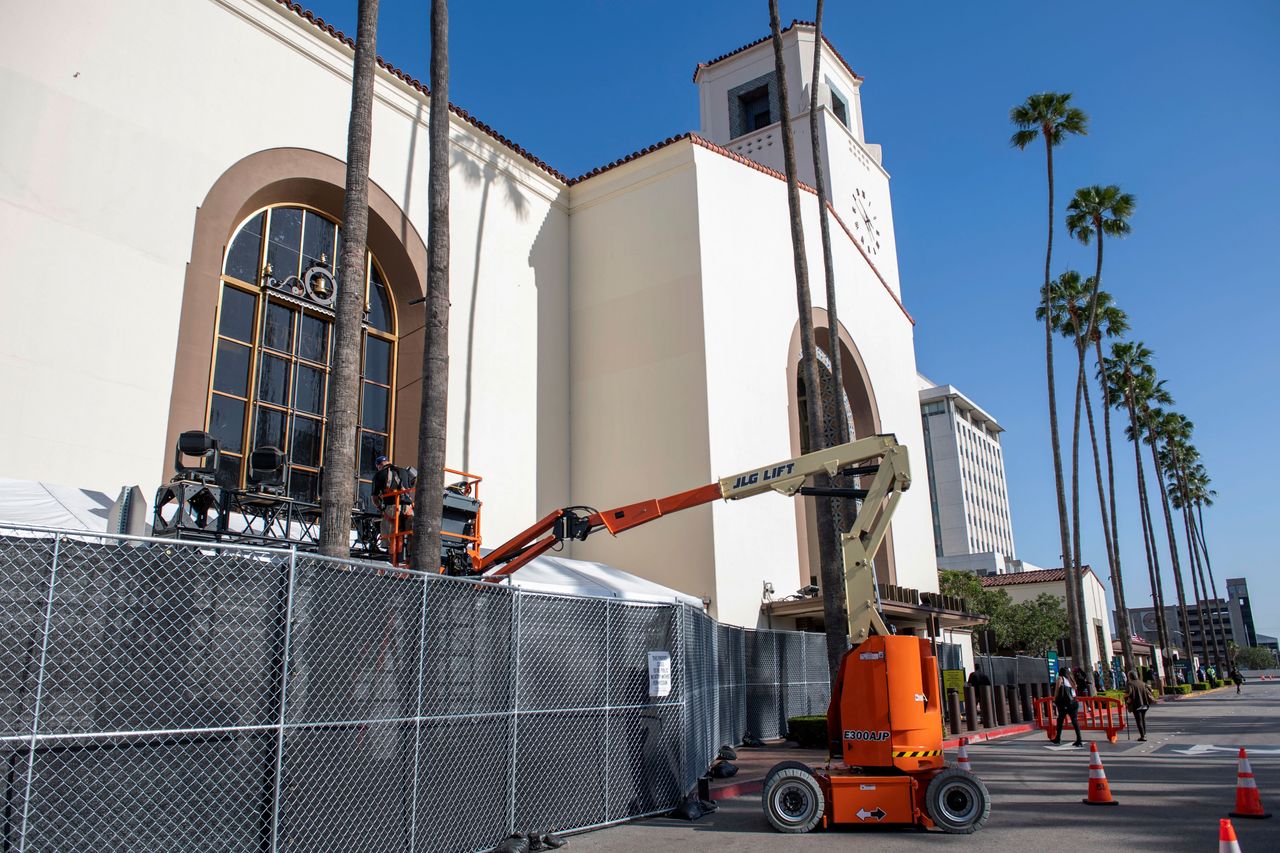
[1180,501,1210,666]
[1194,503,1229,654]
[1080,357,1130,671]
[1148,434,1194,671]
[806,1,852,620]
[1129,398,1170,687]
[769,0,845,684]
[410,0,451,569]
[1069,361,1092,673]
[1041,138,1081,666]
[319,0,380,557]
[1095,338,1133,671]
[1181,489,1223,666]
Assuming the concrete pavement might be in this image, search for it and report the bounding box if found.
[567,681,1280,851]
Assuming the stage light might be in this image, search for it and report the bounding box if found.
[174,430,220,483]
[247,445,287,494]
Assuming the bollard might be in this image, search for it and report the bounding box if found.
[978,685,995,729]
[964,686,979,732]
[947,689,964,736]
[1019,683,1034,720]
[992,684,1008,726]
[1005,684,1021,724]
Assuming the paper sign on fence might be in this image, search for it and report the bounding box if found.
[648,651,672,697]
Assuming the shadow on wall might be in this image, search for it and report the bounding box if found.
[451,147,529,473]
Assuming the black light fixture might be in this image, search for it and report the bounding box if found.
[247,446,287,495]
[174,430,220,483]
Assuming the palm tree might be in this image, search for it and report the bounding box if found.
[1091,294,1131,659]
[1010,93,1088,665]
[1050,282,1136,673]
[1186,466,1227,660]
[1036,271,1094,665]
[769,0,845,683]
[1065,183,1134,671]
[1143,406,1196,675]
[410,0,451,569]
[1105,343,1172,685]
[319,0,381,557]
[1164,438,1226,667]
[806,3,854,590]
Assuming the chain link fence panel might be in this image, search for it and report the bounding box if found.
[0,526,831,852]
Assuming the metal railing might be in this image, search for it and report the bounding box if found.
[0,524,827,852]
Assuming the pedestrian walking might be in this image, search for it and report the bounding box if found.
[1230,666,1243,694]
[1124,670,1155,742]
[1052,673,1084,747]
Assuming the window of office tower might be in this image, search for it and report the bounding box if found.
[207,204,396,504]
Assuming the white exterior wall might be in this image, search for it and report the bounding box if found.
[691,144,935,620]
[0,0,570,540]
[565,144,718,608]
[999,572,1114,668]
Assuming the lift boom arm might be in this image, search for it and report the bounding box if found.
[479,435,910,642]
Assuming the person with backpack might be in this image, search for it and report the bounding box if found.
[1124,671,1156,742]
[1052,673,1083,747]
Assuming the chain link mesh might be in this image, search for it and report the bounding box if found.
[0,526,831,852]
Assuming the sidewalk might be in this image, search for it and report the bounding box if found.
[709,720,1037,800]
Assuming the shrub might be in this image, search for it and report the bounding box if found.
[1192,681,1209,691]
[786,715,828,749]
[1100,689,1126,702]
[1163,684,1192,696]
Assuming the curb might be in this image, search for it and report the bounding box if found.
[712,722,1037,801]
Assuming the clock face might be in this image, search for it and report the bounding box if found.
[851,188,881,255]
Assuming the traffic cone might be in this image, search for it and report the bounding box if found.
[1230,748,1272,819]
[1219,818,1242,852]
[956,737,974,774]
[1082,742,1119,805]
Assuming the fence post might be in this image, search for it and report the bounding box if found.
[603,599,611,822]
[267,548,299,853]
[17,531,61,853]
[508,587,523,835]
[407,566,431,852]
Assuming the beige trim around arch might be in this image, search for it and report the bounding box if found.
[786,308,898,592]
[163,147,428,485]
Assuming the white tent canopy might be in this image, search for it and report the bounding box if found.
[493,553,704,608]
[0,478,117,532]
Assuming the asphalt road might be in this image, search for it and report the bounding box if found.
[568,682,1280,852]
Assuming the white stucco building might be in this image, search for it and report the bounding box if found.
[983,567,1114,670]
[2,1,949,631]
[919,375,1017,575]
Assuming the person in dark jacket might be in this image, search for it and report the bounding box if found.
[1230,667,1243,694]
[1053,673,1084,747]
[1124,670,1156,741]
[371,456,412,547]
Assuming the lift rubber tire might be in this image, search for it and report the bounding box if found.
[762,766,825,834]
[923,768,990,834]
[763,759,814,788]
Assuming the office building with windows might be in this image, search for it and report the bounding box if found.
[918,376,1016,575]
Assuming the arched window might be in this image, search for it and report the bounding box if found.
[796,346,855,454]
[206,204,396,503]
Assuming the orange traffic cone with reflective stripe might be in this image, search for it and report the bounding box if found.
[1082,742,1118,805]
[957,737,974,774]
[1219,818,1242,852]
[1230,748,1272,819]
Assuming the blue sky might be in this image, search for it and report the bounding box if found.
[303,1,1280,640]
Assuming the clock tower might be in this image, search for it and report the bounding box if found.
[693,21,901,292]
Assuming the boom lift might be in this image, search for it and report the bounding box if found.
[450,433,988,834]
